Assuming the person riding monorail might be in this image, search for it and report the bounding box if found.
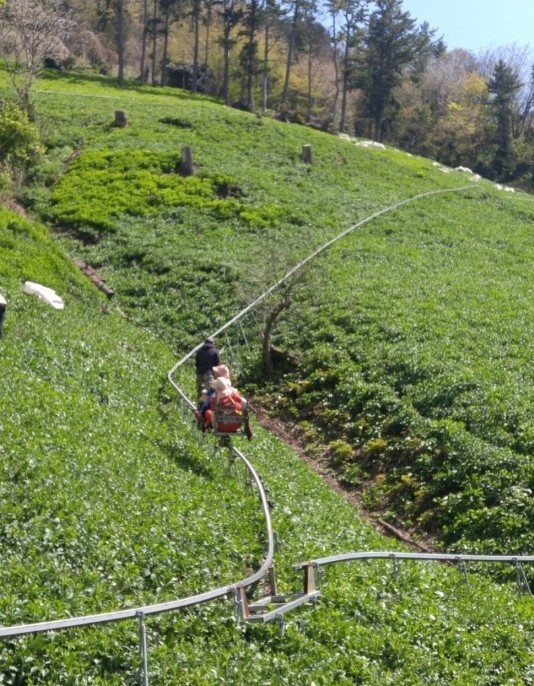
[195,337,221,396]
[202,377,252,440]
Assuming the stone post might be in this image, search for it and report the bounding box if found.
[0,294,6,337]
[179,146,195,176]
[114,110,128,127]
[301,144,312,164]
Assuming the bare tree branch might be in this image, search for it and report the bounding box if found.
[0,0,73,108]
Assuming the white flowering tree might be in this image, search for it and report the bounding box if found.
[0,0,73,112]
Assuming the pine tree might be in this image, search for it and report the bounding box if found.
[354,0,427,141]
[488,59,522,178]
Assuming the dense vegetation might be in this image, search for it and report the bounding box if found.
[4,0,534,188]
[2,185,534,686]
[1,70,534,682]
[21,69,534,556]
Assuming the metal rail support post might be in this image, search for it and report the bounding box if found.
[300,562,317,594]
[458,560,470,589]
[514,560,532,597]
[137,611,149,686]
[233,588,243,624]
[268,565,279,597]
[390,553,400,583]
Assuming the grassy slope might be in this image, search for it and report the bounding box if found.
[31,70,534,554]
[275,187,534,553]
[29,70,474,348]
[0,72,533,683]
[1,209,533,686]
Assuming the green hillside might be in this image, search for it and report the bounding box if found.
[1,71,534,683]
[30,70,534,554]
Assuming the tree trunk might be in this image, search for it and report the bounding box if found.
[262,21,270,112]
[330,10,340,132]
[116,0,125,87]
[374,114,382,141]
[245,0,258,110]
[307,38,312,123]
[204,0,212,83]
[161,10,170,85]
[282,3,299,105]
[262,298,291,376]
[192,0,201,93]
[339,36,350,132]
[139,0,149,84]
[222,31,230,104]
[151,0,157,86]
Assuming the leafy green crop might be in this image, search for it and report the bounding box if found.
[26,70,534,554]
[1,70,534,683]
[50,149,287,236]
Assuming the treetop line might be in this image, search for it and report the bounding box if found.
[1,0,534,187]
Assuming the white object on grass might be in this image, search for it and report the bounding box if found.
[23,281,65,310]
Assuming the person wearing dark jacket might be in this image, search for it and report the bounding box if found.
[195,337,221,396]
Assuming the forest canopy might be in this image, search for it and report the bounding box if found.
[1,0,534,187]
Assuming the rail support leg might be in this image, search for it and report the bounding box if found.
[136,611,149,686]
[268,564,279,597]
[459,560,470,589]
[390,553,400,583]
[514,560,532,597]
[234,586,250,621]
[301,562,317,594]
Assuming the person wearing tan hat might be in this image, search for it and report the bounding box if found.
[212,364,231,381]
[195,364,232,421]
[203,377,252,439]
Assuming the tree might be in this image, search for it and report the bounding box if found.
[0,0,73,112]
[0,101,43,189]
[354,0,432,140]
[337,0,366,132]
[239,0,262,109]
[114,0,126,86]
[160,0,183,86]
[217,0,242,104]
[479,45,534,138]
[281,0,312,106]
[393,49,489,166]
[488,59,522,178]
[236,236,315,377]
[260,0,281,111]
[139,0,150,83]
[326,0,341,129]
[189,0,202,92]
[203,0,213,79]
[149,0,163,85]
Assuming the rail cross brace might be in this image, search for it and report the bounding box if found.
[238,563,320,624]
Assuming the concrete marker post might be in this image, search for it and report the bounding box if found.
[0,294,6,337]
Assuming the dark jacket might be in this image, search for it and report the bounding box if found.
[195,342,221,374]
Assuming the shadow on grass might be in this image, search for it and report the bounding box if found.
[158,437,216,480]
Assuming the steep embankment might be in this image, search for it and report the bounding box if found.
[1,195,533,685]
[0,71,533,683]
[35,70,534,555]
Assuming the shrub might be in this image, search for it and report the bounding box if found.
[0,101,43,187]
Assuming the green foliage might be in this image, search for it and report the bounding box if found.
[268,189,534,554]
[25,71,534,556]
[1,71,534,682]
[0,100,43,187]
[50,149,287,235]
